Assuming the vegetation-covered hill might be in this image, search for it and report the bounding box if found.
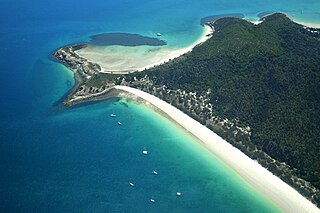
[131,13,320,197]
[66,13,320,205]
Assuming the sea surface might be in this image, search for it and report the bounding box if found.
[0,0,319,212]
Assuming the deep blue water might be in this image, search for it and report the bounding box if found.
[0,0,319,212]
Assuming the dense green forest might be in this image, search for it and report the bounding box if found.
[81,13,320,204]
[130,13,320,192]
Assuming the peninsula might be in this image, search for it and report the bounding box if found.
[53,13,320,210]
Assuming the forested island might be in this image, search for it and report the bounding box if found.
[53,13,320,206]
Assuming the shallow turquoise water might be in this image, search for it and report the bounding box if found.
[0,0,319,211]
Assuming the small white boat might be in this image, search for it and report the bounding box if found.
[176,192,181,196]
[152,170,158,175]
[142,150,148,155]
[118,121,123,126]
[129,182,134,187]
[110,114,116,117]
[150,198,155,203]
[156,32,162,36]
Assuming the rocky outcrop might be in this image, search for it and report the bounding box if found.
[53,44,101,78]
[53,44,105,105]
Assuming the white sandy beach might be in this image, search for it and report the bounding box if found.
[75,16,319,74]
[136,25,213,71]
[295,21,320,29]
[76,25,213,73]
[114,85,320,213]
[252,19,320,28]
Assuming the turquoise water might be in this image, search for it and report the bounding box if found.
[0,0,319,211]
[0,97,281,212]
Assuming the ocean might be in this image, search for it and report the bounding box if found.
[0,0,319,212]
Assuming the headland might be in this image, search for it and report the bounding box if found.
[52,22,214,106]
[52,13,320,210]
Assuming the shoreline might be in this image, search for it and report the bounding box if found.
[52,14,320,208]
[294,20,320,29]
[75,24,213,74]
[114,85,320,213]
[250,18,320,28]
[136,24,213,71]
[74,16,319,74]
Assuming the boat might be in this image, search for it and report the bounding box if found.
[118,121,123,126]
[129,182,134,187]
[176,192,181,196]
[150,198,155,203]
[156,32,162,36]
[110,114,116,117]
[152,170,158,175]
[142,150,148,155]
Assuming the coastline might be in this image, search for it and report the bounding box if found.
[72,16,319,75]
[294,20,320,29]
[114,85,320,213]
[248,11,320,29]
[53,23,214,106]
[136,24,213,71]
[51,14,320,208]
[74,24,213,73]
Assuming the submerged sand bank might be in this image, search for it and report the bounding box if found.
[114,85,320,213]
[75,25,213,73]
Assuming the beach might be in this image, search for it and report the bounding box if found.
[136,24,213,71]
[75,25,213,73]
[74,17,319,75]
[114,85,320,213]
[295,21,320,29]
[251,18,320,28]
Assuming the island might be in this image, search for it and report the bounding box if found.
[53,13,320,211]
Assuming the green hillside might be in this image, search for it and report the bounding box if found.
[83,13,320,205]
[136,13,320,195]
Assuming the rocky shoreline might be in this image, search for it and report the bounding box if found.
[53,44,113,106]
